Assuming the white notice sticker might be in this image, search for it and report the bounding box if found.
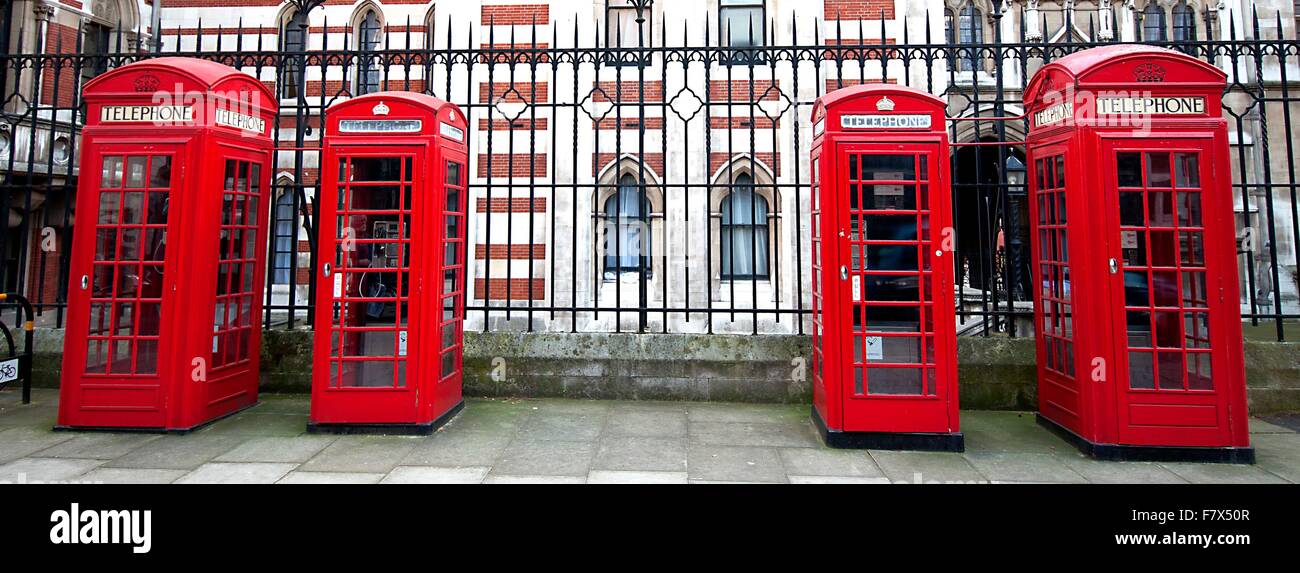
[864,336,884,361]
[398,330,408,356]
[333,273,343,297]
[851,275,862,302]
[1121,230,1138,249]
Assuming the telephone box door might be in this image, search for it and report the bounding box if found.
[64,143,184,426]
[836,142,955,432]
[312,147,424,423]
[1101,137,1237,446]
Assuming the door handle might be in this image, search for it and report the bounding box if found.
[322,263,332,278]
[1108,258,1118,274]
[80,275,89,290]
[840,265,848,281]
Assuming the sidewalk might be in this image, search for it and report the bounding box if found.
[1,389,1295,484]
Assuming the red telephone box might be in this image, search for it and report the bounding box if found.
[309,92,468,434]
[57,58,277,431]
[1024,46,1252,463]
[809,85,962,450]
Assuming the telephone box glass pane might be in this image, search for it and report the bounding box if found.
[331,156,413,388]
[1117,150,1211,392]
[846,151,935,396]
[1035,152,1075,379]
[441,161,466,380]
[86,154,170,375]
[212,159,263,368]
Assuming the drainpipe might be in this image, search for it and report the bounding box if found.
[151,0,162,52]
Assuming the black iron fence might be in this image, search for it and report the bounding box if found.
[1,7,1297,339]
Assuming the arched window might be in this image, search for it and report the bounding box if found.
[1172,2,1196,43]
[356,9,382,95]
[602,174,652,277]
[280,10,309,98]
[720,174,770,279]
[1143,3,1168,42]
[83,0,127,84]
[948,3,983,72]
[424,6,437,50]
[271,190,296,284]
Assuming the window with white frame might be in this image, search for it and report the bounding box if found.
[719,0,766,64]
[271,189,296,285]
[720,174,770,280]
[605,0,653,66]
[945,3,984,72]
[356,9,382,95]
[1142,3,1168,42]
[280,10,309,98]
[602,174,652,277]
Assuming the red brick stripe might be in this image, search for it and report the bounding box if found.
[481,4,550,26]
[475,244,547,260]
[473,278,546,300]
[824,0,896,20]
[475,198,548,213]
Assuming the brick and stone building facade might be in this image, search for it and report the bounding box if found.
[2,0,1298,330]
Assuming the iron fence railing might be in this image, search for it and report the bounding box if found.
[1,7,1297,339]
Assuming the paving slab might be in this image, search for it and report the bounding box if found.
[689,421,821,448]
[686,445,787,483]
[523,399,613,417]
[76,467,189,484]
[964,452,1089,483]
[1056,456,1189,484]
[606,409,687,438]
[253,395,312,415]
[401,431,512,467]
[960,411,1075,454]
[1251,434,1300,483]
[101,434,248,470]
[175,462,298,484]
[787,475,892,484]
[296,437,419,474]
[0,403,58,428]
[687,479,777,484]
[516,411,607,442]
[0,457,102,482]
[441,399,533,434]
[0,426,74,463]
[381,466,490,484]
[686,402,806,424]
[592,436,687,472]
[1160,462,1291,484]
[1249,418,1296,435]
[215,436,337,463]
[778,447,884,478]
[25,432,160,460]
[870,450,986,483]
[587,470,688,484]
[201,412,309,437]
[482,474,587,484]
[492,440,596,477]
[276,471,385,484]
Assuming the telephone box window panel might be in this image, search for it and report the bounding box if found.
[1023,45,1252,463]
[309,92,468,435]
[809,85,961,451]
[58,58,277,432]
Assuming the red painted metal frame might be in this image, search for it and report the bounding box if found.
[809,85,960,446]
[1023,45,1250,454]
[310,92,467,430]
[58,58,277,431]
